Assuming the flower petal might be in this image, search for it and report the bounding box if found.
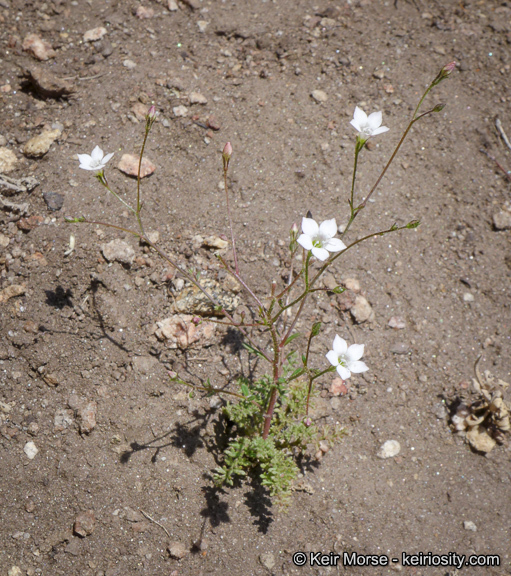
[367,111,383,130]
[350,118,361,132]
[301,217,319,237]
[102,152,114,164]
[336,365,351,380]
[347,360,369,374]
[332,335,347,355]
[353,106,367,127]
[323,238,346,252]
[297,234,313,251]
[77,153,92,165]
[318,218,337,240]
[370,126,389,136]
[346,343,364,362]
[311,246,329,261]
[326,350,339,367]
[91,146,103,161]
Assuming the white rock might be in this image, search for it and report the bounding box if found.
[8,567,23,576]
[24,441,39,460]
[173,105,189,117]
[123,59,137,69]
[83,26,107,42]
[197,20,209,33]
[101,239,135,265]
[22,33,56,60]
[463,292,474,302]
[0,147,18,173]
[311,89,328,102]
[377,440,401,459]
[493,211,511,230]
[23,129,61,158]
[168,0,178,10]
[350,295,374,323]
[463,520,477,532]
[190,92,208,105]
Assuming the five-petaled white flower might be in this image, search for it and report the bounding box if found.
[297,217,346,261]
[77,146,114,171]
[326,335,369,380]
[350,106,389,140]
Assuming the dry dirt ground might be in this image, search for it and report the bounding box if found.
[1,0,511,575]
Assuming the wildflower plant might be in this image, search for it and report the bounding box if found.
[66,65,456,505]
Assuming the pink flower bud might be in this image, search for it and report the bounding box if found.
[148,105,157,118]
[291,222,299,234]
[222,142,232,171]
[442,61,456,75]
[191,316,201,325]
[304,417,312,427]
[223,142,233,159]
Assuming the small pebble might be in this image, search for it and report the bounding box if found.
[168,541,188,559]
[173,105,189,117]
[83,27,107,42]
[311,89,328,103]
[377,440,401,459]
[463,292,474,302]
[43,191,64,211]
[463,520,477,532]
[74,510,96,537]
[123,59,137,69]
[24,441,39,460]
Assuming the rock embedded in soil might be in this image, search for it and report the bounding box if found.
[22,33,56,60]
[173,105,189,117]
[330,377,348,396]
[23,441,39,459]
[259,552,276,570]
[117,154,156,178]
[463,520,477,532]
[377,440,401,459]
[83,26,107,42]
[77,401,97,434]
[350,295,374,323]
[131,355,159,374]
[22,66,74,99]
[168,541,188,559]
[388,316,406,329]
[155,314,216,349]
[23,129,61,158]
[189,92,207,104]
[493,211,511,230]
[73,510,96,537]
[311,89,328,102]
[171,278,240,316]
[101,239,135,265]
[0,147,18,173]
[43,191,64,211]
[135,5,154,18]
[0,284,26,304]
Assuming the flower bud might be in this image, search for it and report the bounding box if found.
[222,142,232,171]
[148,105,157,119]
[442,61,456,75]
[304,417,312,428]
[432,103,446,113]
[291,222,299,234]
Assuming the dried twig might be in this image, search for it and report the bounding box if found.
[496,118,511,151]
[140,510,171,538]
[479,148,511,182]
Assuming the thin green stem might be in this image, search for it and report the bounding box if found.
[224,167,239,274]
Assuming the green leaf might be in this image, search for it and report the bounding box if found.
[241,383,250,397]
[406,219,421,229]
[288,367,304,381]
[311,322,321,337]
[332,286,345,294]
[242,341,266,359]
[283,332,301,347]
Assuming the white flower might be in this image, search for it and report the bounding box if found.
[77,145,114,171]
[350,106,389,140]
[326,335,369,380]
[297,217,346,261]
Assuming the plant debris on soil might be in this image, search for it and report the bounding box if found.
[0,0,510,575]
